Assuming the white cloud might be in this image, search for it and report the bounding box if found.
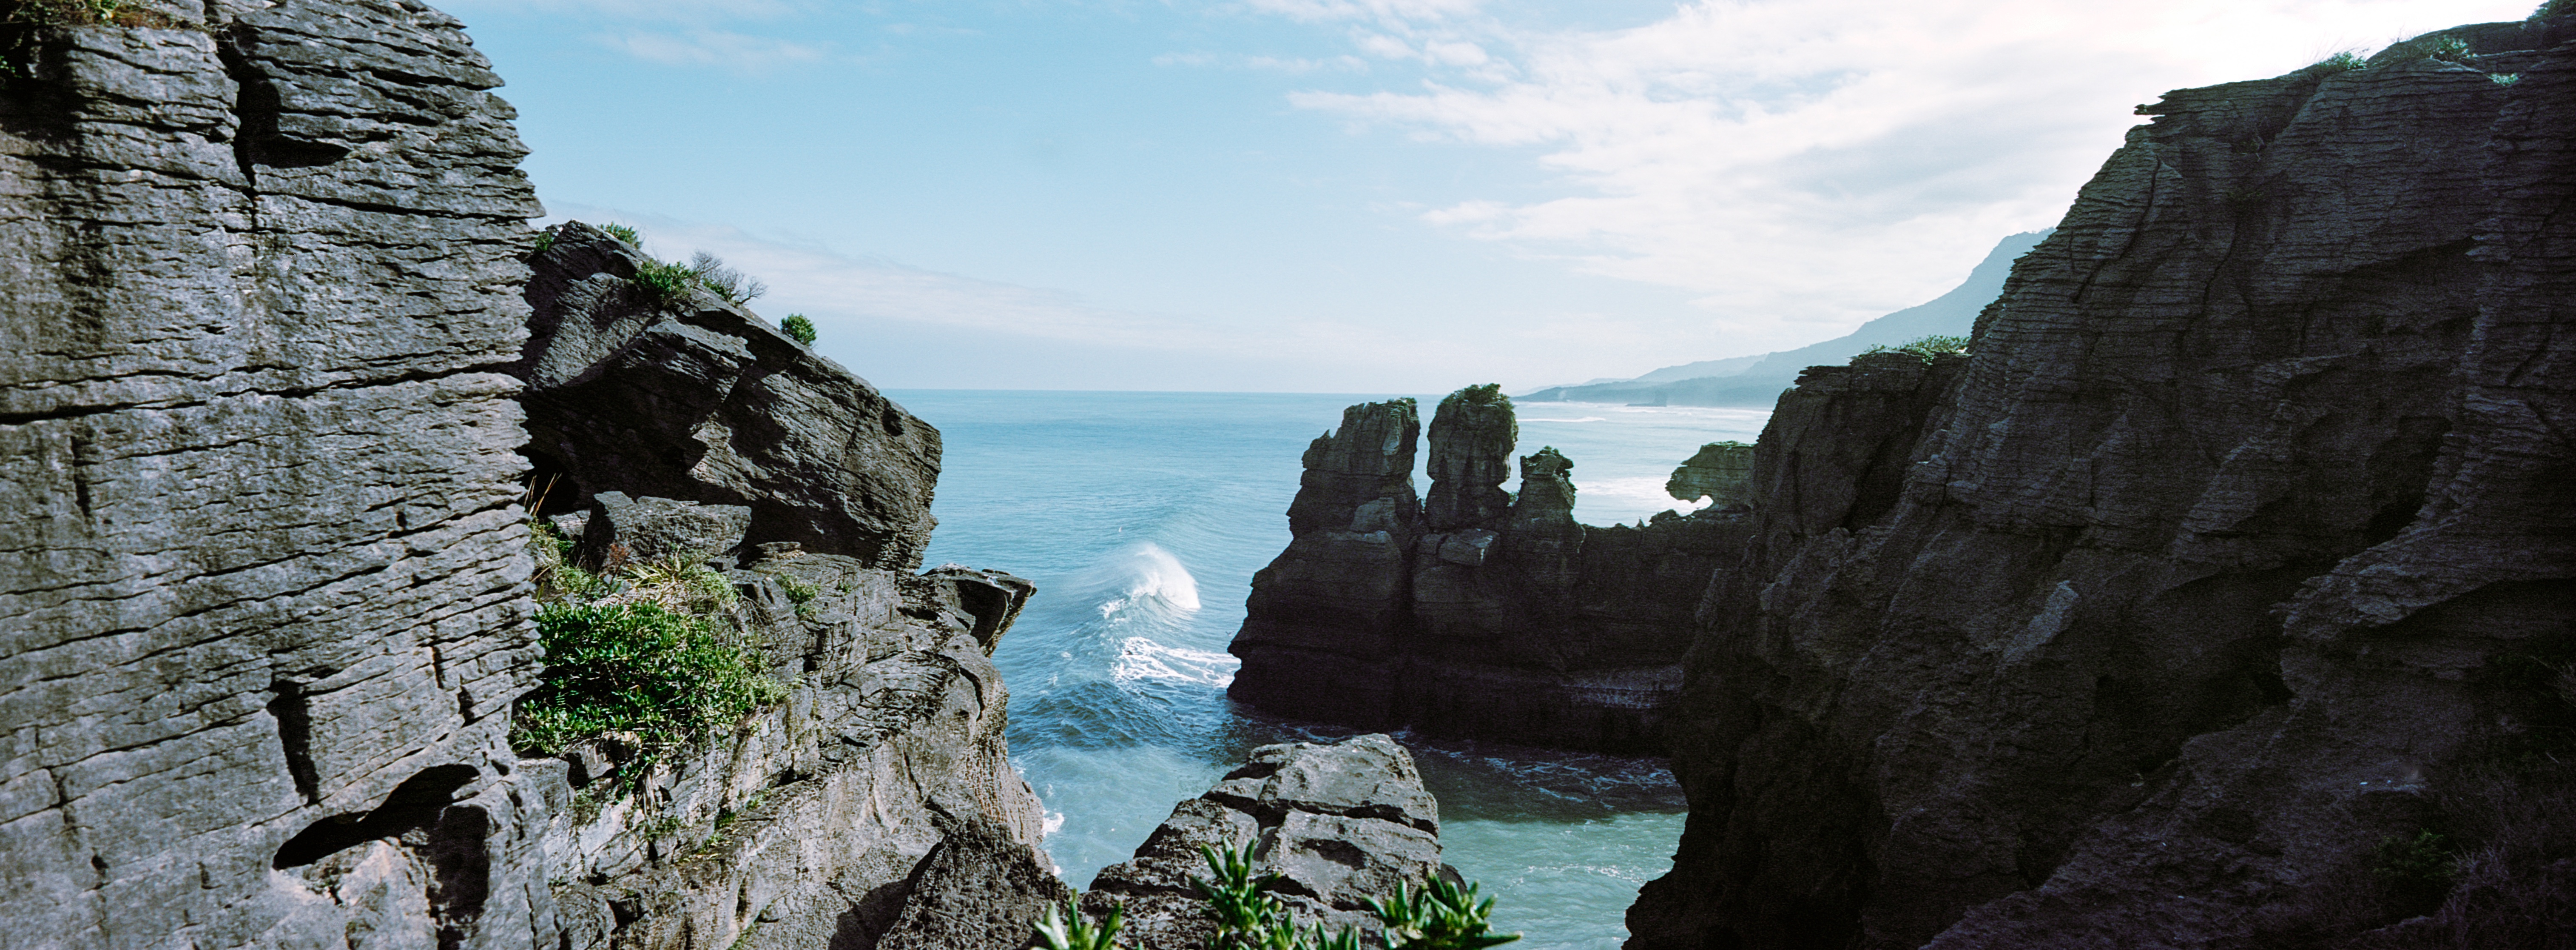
[601,29,826,68]
[1273,0,2538,350]
[536,204,1717,391]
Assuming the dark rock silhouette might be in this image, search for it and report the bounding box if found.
[1629,18,2576,949]
[1229,391,1744,752]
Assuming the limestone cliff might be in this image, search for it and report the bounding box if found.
[0,5,1056,949]
[1629,18,2576,949]
[2,3,549,946]
[1229,393,1745,752]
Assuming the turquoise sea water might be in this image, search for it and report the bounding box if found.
[895,390,1771,949]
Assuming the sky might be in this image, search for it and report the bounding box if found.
[441,0,2539,391]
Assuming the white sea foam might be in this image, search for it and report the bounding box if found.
[1578,475,1710,520]
[1083,542,1202,619]
[1109,636,1239,687]
[1042,810,1066,837]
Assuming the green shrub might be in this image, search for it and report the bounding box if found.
[601,222,644,247]
[1858,334,1969,363]
[2493,72,2523,86]
[508,601,786,768]
[2312,50,2367,73]
[1443,383,1511,411]
[2372,829,2458,915]
[2536,0,2573,20]
[780,314,818,346]
[2428,35,2473,63]
[632,257,702,306]
[530,227,557,257]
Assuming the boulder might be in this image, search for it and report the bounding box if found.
[1084,735,1449,950]
[574,491,752,570]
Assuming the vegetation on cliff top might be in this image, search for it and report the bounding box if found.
[1857,334,1969,363]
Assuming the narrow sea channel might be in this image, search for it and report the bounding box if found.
[899,390,1770,948]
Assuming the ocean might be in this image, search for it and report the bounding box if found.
[895,390,1772,948]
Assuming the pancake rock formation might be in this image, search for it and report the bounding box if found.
[1228,391,1748,752]
[0,4,1057,948]
[1083,734,1456,950]
[1629,17,2576,949]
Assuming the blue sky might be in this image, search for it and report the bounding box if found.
[442,0,2534,391]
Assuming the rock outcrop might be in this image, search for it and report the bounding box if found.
[0,5,1059,949]
[1663,442,1753,508]
[1229,392,1746,752]
[519,221,940,572]
[1083,735,1452,950]
[1629,18,2576,949]
[533,510,1050,950]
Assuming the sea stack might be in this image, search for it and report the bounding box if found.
[1228,388,1745,751]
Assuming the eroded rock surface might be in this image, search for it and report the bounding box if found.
[1083,735,1450,950]
[1630,19,2576,949]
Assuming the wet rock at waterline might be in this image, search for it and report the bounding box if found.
[1084,735,1453,950]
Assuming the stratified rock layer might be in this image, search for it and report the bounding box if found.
[519,222,941,571]
[1230,393,1743,751]
[0,3,548,947]
[1083,735,1451,950]
[0,6,1059,949]
[1630,20,2576,949]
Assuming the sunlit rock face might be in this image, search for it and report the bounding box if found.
[0,5,1054,948]
[1631,18,2576,950]
[0,2,547,946]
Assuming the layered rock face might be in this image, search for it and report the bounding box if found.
[0,3,549,947]
[1084,735,1453,950]
[1230,394,1746,752]
[519,222,940,572]
[0,6,1058,949]
[1631,20,2576,949]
